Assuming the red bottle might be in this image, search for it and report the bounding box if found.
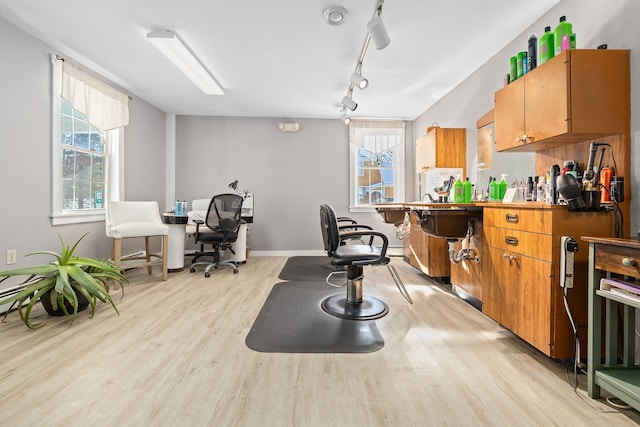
[600,166,613,202]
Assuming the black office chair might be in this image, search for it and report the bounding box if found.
[190,193,243,277]
[319,204,390,320]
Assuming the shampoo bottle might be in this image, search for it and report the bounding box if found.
[453,176,464,203]
[489,178,498,201]
[554,16,573,55]
[463,177,472,203]
[498,174,508,201]
[527,34,538,71]
[539,26,554,64]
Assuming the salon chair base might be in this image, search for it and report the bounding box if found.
[321,294,388,320]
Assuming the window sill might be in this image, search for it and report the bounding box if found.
[50,210,105,225]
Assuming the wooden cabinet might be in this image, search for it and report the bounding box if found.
[415,126,466,176]
[483,205,614,359]
[585,237,640,412]
[494,49,630,152]
[404,212,450,280]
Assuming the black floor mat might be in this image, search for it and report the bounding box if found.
[245,281,384,353]
[277,256,343,281]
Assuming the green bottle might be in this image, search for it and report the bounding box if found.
[489,178,498,201]
[453,176,464,203]
[499,174,508,201]
[554,16,572,55]
[462,177,472,203]
[539,26,554,64]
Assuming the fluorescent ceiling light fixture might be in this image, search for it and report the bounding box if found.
[341,96,357,111]
[367,15,390,50]
[350,72,368,89]
[147,29,223,95]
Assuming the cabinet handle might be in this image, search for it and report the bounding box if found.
[505,236,519,246]
[516,136,522,143]
[505,213,520,223]
[622,258,636,267]
[503,253,516,263]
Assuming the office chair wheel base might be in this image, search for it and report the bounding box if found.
[204,272,211,278]
[233,269,239,274]
[189,268,195,273]
[321,295,388,320]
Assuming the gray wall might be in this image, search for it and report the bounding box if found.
[413,0,640,235]
[175,116,406,253]
[0,16,166,284]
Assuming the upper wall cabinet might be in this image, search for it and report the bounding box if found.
[415,126,466,176]
[494,49,630,152]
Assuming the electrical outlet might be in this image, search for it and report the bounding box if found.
[6,249,17,265]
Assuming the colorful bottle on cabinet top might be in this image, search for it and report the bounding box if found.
[539,26,554,64]
[527,34,538,71]
[553,16,573,55]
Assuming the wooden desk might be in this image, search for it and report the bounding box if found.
[584,236,640,410]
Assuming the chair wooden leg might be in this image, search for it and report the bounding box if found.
[145,237,153,275]
[162,234,168,281]
[112,238,122,290]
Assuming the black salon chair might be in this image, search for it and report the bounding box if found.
[319,204,390,320]
[190,193,243,277]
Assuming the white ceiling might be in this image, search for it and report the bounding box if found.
[0,0,562,120]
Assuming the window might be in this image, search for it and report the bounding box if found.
[349,120,405,212]
[61,99,107,211]
[50,56,127,225]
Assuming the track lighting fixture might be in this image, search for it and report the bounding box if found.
[336,1,389,120]
[367,14,391,50]
[340,109,352,125]
[341,96,357,111]
[350,72,368,89]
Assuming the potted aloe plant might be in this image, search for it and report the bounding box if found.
[0,233,127,329]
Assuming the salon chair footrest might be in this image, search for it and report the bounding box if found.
[321,295,388,320]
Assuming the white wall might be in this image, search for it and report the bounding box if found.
[413,0,640,235]
[0,16,167,285]
[174,116,405,253]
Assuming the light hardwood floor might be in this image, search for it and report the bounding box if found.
[0,257,638,427]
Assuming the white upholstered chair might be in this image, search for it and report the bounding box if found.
[106,201,169,281]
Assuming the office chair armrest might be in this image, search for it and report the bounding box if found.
[338,230,389,265]
[339,224,375,245]
[337,216,358,225]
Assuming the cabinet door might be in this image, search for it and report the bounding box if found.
[524,53,569,142]
[415,131,437,173]
[516,255,552,355]
[494,77,525,151]
[415,135,431,174]
[484,246,518,329]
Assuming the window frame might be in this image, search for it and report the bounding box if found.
[348,120,405,213]
[49,55,123,225]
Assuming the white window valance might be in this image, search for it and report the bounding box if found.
[349,119,404,155]
[61,61,129,131]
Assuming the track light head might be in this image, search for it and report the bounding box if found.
[341,96,357,111]
[350,72,368,89]
[340,112,351,125]
[367,15,391,50]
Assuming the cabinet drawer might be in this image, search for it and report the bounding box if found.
[595,244,640,277]
[484,207,552,234]
[485,227,552,262]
